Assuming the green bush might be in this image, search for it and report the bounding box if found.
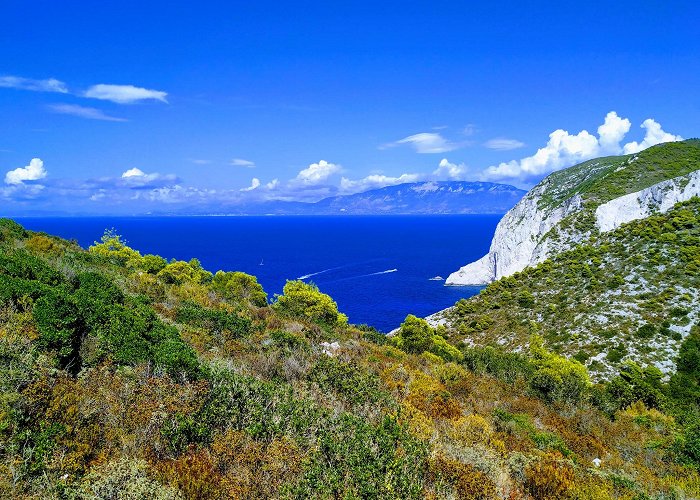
[273,280,347,327]
[33,288,83,366]
[211,270,267,307]
[309,356,386,406]
[175,302,250,339]
[395,315,434,354]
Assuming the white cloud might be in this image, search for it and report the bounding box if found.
[0,76,68,93]
[230,158,256,167]
[484,138,525,151]
[622,119,683,154]
[5,158,47,185]
[266,179,279,190]
[189,159,211,165]
[240,178,261,192]
[597,111,631,153]
[384,132,463,154]
[122,168,146,178]
[48,103,127,122]
[295,160,342,184]
[433,158,467,180]
[481,112,681,183]
[339,173,420,194]
[84,84,168,104]
[119,168,178,188]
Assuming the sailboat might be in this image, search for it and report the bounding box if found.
[259,258,264,266]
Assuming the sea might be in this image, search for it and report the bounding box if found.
[14,216,499,332]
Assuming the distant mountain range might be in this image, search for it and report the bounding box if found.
[219,181,526,216]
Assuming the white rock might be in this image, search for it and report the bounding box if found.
[320,341,340,356]
[596,170,700,232]
[447,169,700,286]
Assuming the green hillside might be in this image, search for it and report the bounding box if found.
[435,197,700,379]
[537,139,700,212]
[2,217,700,499]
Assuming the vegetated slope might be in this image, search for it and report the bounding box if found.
[433,197,700,380]
[3,218,700,499]
[447,139,700,285]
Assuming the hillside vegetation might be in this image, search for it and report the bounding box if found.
[2,218,700,498]
[434,197,700,380]
[538,139,700,211]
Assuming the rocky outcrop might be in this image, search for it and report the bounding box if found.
[596,169,700,232]
[446,169,700,286]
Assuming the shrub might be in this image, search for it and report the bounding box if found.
[211,271,267,307]
[88,229,141,265]
[138,254,168,274]
[73,457,179,500]
[430,335,463,363]
[524,453,575,500]
[33,288,83,366]
[395,315,434,354]
[273,280,347,327]
[529,335,589,403]
[157,260,212,285]
[309,356,386,406]
[0,218,27,242]
[428,454,497,500]
[462,346,534,383]
[175,302,250,339]
[290,414,427,499]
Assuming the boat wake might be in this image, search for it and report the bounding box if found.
[327,269,398,283]
[297,265,346,280]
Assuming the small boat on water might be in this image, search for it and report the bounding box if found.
[429,276,444,281]
[259,258,264,266]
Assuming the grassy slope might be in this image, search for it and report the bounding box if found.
[2,219,700,498]
[537,139,700,212]
[436,197,700,380]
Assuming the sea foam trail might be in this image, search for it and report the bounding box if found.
[328,269,398,283]
[297,265,346,280]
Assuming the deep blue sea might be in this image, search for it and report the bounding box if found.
[14,216,498,332]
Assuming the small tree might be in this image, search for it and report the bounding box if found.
[273,280,347,326]
[212,271,267,307]
[395,315,434,355]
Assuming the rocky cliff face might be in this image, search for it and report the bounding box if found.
[596,169,700,232]
[447,142,700,285]
[445,185,583,285]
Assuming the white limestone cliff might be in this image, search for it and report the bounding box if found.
[446,169,700,286]
[596,169,700,232]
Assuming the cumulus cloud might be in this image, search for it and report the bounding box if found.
[5,158,47,185]
[0,76,68,93]
[433,158,467,180]
[84,84,168,104]
[240,178,261,192]
[48,103,127,122]
[294,160,342,184]
[382,132,464,153]
[266,179,279,190]
[481,112,681,183]
[118,168,179,188]
[623,119,683,154]
[339,173,421,194]
[598,111,631,153]
[230,158,256,167]
[484,138,525,150]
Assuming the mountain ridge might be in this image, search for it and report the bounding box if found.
[447,139,700,285]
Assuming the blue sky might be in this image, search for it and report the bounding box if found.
[1,0,698,214]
